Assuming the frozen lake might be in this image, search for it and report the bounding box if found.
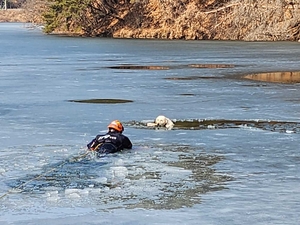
[0,23,300,225]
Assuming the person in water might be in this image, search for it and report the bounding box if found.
[87,120,132,155]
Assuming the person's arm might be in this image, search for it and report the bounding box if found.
[87,138,97,150]
[87,135,104,150]
[122,136,132,149]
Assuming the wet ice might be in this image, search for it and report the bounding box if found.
[1,23,300,225]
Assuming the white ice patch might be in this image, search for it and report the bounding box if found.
[65,188,80,195]
[0,168,6,175]
[46,196,60,202]
[45,191,60,202]
[68,193,81,198]
[78,189,89,196]
[65,189,82,199]
[285,130,295,134]
[108,166,128,180]
[94,177,108,185]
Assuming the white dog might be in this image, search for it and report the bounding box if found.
[147,115,174,130]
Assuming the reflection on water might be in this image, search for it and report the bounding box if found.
[5,145,230,210]
[188,64,234,68]
[108,65,169,70]
[165,76,222,80]
[107,64,235,70]
[68,99,134,104]
[244,71,300,83]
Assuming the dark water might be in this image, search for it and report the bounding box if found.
[0,23,300,225]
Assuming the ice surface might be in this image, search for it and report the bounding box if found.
[1,23,300,225]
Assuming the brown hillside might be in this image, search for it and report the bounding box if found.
[108,0,300,41]
[2,0,300,41]
[0,9,28,22]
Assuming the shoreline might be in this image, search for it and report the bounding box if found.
[1,8,299,42]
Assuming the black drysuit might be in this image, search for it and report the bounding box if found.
[87,131,132,154]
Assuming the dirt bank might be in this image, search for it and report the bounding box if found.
[2,0,300,41]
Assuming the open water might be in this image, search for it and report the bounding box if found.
[0,23,300,225]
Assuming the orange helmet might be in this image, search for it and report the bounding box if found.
[108,120,124,132]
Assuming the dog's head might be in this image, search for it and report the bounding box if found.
[155,115,167,127]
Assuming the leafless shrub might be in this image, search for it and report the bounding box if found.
[16,0,300,41]
[22,0,48,24]
[218,0,300,40]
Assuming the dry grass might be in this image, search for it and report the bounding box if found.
[21,0,47,24]
[0,9,28,22]
[114,0,300,41]
[3,0,300,41]
[220,0,300,41]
